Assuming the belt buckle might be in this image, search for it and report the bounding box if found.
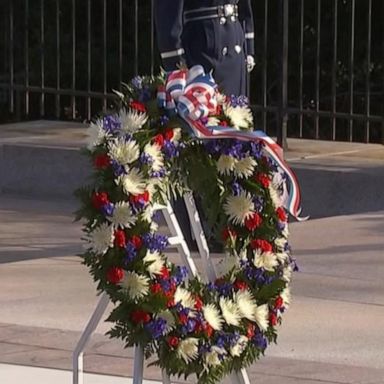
[223,4,235,17]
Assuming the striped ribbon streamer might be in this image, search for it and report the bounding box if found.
[158,66,307,220]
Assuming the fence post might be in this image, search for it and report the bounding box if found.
[277,0,289,151]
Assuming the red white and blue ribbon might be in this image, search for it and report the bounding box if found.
[158,65,306,220]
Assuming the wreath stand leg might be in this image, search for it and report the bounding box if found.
[72,194,250,384]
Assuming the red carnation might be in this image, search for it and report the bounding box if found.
[179,313,188,325]
[164,128,174,141]
[130,235,143,249]
[130,100,146,113]
[276,207,287,222]
[106,267,124,284]
[269,312,278,326]
[194,296,204,310]
[222,227,237,241]
[94,154,110,169]
[150,283,162,294]
[153,134,165,148]
[274,296,284,309]
[167,336,180,348]
[166,298,175,308]
[92,192,109,210]
[244,213,263,231]
[220,120,228,127]
[160,266,170,279]
[256,173,270,188]
[131,310,151,324]
[234,280,248,291]
[250,239,273,253]
[141,190,150,202]
[246,323,256,339]
[204,324,214,338]
[114,229,127,248]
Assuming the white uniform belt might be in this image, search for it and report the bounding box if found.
[184,4,239,23]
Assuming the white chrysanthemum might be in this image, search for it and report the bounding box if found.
[107,201,136,228]
[217,155,237,176]
[171,128,182,142]
[219,297,241,326]
[143,251,164,277]
[150,221,159,232]
[224,103,253,130]
[224,191,255,225]
[234,157,257,179]
[119,108,148,134]
[157,310,176,333]
[230,335,248,357]
[236,290,257,321]
[86,119,108,150]
[177,338,199,363]
[119,271,150,300]
[203,304,223,331]
[254,304,269,331]
[282,265,293,282]
[143,143,164,171]
[282,225,290,238]
[118,168,146,195]
[174,287,196,309]
[207,116,220,126]
[276,252,289,263]
[274,237,287,251]
[280,287,291,308]
[204,346,226,367]
[268,182,282,208]
[89,223,114,255]
[108,138,140,165]
[254,250,279,272]
[141,205,154,223]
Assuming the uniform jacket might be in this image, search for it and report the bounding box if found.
[154,0,255,96]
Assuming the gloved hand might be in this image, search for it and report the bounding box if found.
[246,55,255,72]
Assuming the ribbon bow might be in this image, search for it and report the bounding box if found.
[158,66,307,220]
[158,65,217,120]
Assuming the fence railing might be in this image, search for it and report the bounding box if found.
[1,0,383,145]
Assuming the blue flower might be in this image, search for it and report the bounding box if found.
[111,160,125,177]
[250,142,263,159]
[103,115,121,133]
[102,202,114,216]
[140,152,153,165]
[187,319,197,333]
[252,333,268,350]
[130,76,143,90]
[124,243,137,263]
[150,168,166,178]
[142,233,169,252]
[145,318,167,339]
[228,94,249,108]
[163,140,179,159]
[232,182,243,196]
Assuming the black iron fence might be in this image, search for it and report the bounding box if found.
[1,0,383,144]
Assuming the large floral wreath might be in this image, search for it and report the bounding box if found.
[75,68,299,384]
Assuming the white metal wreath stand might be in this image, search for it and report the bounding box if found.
[73,192,250,384]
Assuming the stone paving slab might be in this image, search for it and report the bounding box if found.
[0,195,383,383]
